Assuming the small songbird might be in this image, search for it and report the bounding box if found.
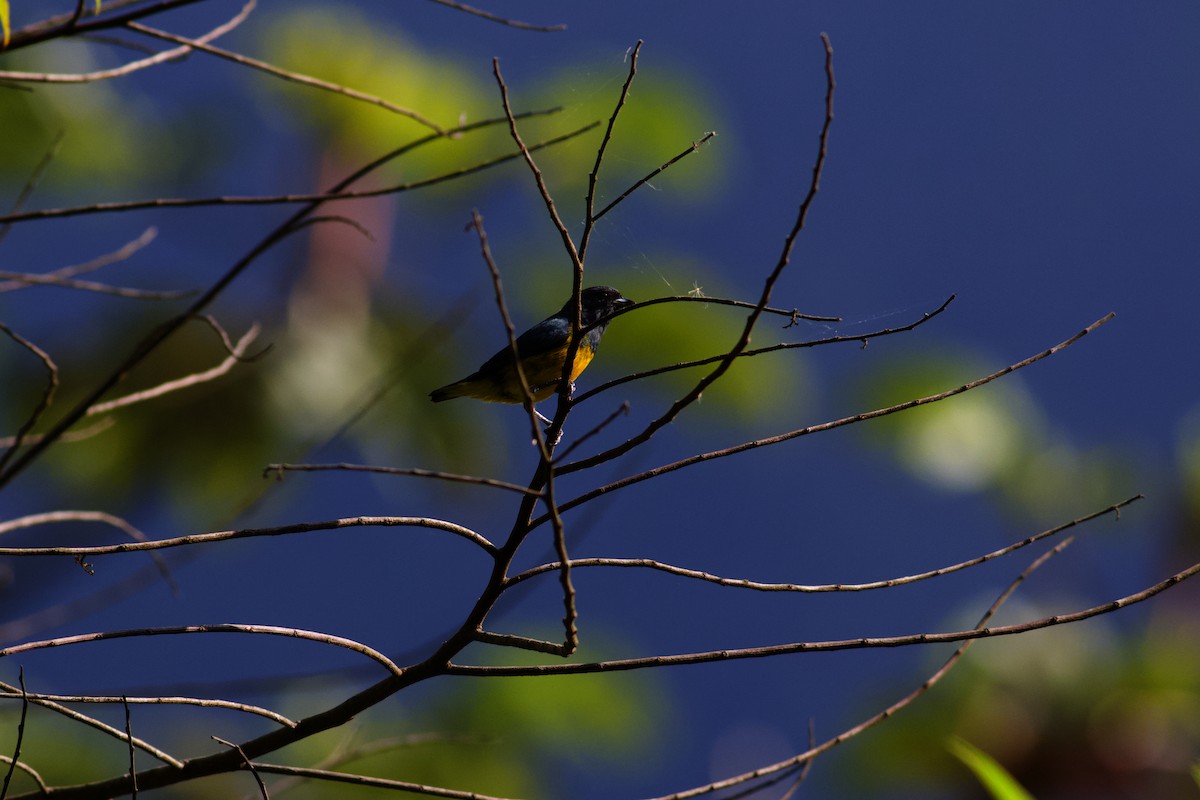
[430,286,633,420]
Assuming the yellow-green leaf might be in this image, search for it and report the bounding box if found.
[1,0,10,48]
[947,737,1036,800]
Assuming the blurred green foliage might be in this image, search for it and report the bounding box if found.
[948,736,1036,800]
[854,353,1131,521]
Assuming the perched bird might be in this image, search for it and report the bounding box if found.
[430,286,633,420]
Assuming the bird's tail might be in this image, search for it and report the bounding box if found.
[429,381,467,403]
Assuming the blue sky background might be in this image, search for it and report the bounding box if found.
[2,2,1199,798]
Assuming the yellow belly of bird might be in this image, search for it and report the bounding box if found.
[440,341,597,404]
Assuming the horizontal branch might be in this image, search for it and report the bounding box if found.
[0,691,295,728]
[553,314,1116,516]
[0,114,588,225]
[0,515,496,557]
[448,557,1200,677]
[264,462,542,496]
[507,495,1141,592]
[573,294,952,404]
[0,624,405,678]
[249,761,520,799]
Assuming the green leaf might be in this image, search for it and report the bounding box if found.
[1,0,10,48]
[947,737,1036,800]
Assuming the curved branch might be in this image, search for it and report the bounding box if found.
[0,691,296,729]
[0,624,404,678]
[550,313,1116,517]
[573,294,951,404]
[0,515,496,557]
[450,556,1200,678]
[509,493,1142,591]
[125,19,445,133]
[0,0,254,83]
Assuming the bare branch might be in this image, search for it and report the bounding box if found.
[0,515,496,557]
[450,556,1200,678]
[425,0,565,32]
[211,737,268,800]
[510,495,1142,592]
[0,678,183,769]
[1,624,405,679]
[0,227,158,292]
[592,130,717,223]
[0,691,296,728]
[123,698,137,800]
[553,314,1117,512]
[0,270,191,299]
[264,462,542,497]
[573,294,950,405]
[85,324,261,416]
[0,113,589,225]
[650,534,1079,800]
[126,19,445,133]
[0,669,28,800]
[0,509,177,593]
[557,33,837,475]
[0,0,255,83]
[246,761,520,799]
[579,39,642,262]
[0,131,64,245]
[0,324,58,475]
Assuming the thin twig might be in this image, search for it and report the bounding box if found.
[451,560,1200,679]
[0,270,191,299]
[126,19,444,133]
[240,762,519,800]
[0,515,496,557]
[593,131,717,223]
[0,227,158,292]
[510,494,1142,592]
[84,324,261,416]
[0,679,183,768]
[0,691,295,728]
[552,401,630,463]
[0,0,254,83]
[123,698,137,799]
[0,115,590,226]
[264,463,542,496]
[552,313,1117,514]
[0,131,64,245]
[0,509,178,593]
[644,535,1080,800]
[467,211,549,453]
[0,324,58,475]
[579,39,642,262]
[558,33,837,476]
[474,629,567,656]
[0,669,28,800]
[425,0,565,31]
[573,294,951,405]
[1,624,405,679]
[212,738,268,799]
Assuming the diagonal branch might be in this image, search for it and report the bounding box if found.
[558,33,837,476]
[550,313,1116,514]
[0,0,254,83]
[126,19,445,133]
